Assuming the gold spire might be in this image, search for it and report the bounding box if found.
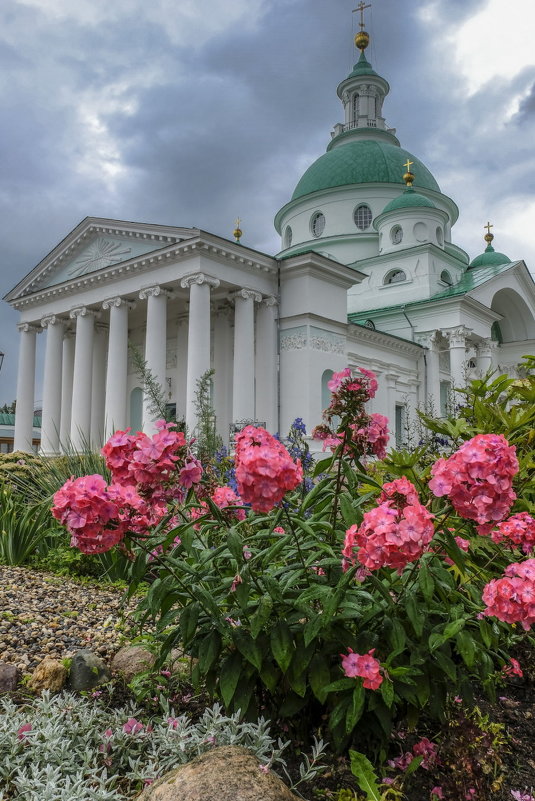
[403,158,414,187]
[233,217,243,244]
[353,2,371,51]
[484,221,494,245]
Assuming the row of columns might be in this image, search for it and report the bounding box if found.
[14,273,278,453]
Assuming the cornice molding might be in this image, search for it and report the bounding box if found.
[347,322,423,354]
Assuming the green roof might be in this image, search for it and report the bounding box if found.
[469,243,511,270]
[347,260,516,325]
[381,186,437,214]
[346,51,380,79]
[0,413,41,427]
[291,140,440,201]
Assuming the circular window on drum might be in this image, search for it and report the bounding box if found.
[353,204,373,230]
[390,224,403,245]
[284,225,293,248]
[310,211,326,238]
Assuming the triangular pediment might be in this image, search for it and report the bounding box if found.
[4,217,198,302]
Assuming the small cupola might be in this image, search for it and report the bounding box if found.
[469,223,511,269]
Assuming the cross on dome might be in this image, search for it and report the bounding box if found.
[353,2,371,30]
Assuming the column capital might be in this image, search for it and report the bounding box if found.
[477,338,499,354]
[261,295,278,308]
[233,288,263,303]
[385,372,399,385]
[443,325,472,346]
[415,329,441,349]
[138,285,172,301]
[17,322,41,334]
[70,306,100,321]
[180,272,220,290]
[102,296,136,311]
[41,314,66,329]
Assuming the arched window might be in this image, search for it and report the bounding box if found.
[384,269,406,285]
[440,270,453,286]
[353,204,373,230]
[129,387,143,432]
[390,225,403,245]
[284,226,292,248]
[352,93,359,121]
[321,370,334,412]
[310,212,325,238]
[491,321,503,344]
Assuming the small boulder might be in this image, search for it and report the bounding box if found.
[137,745,301,801]
[0,662,19,693]
[28,657,67,694]
[111,645,156,682]
[68,649,111,691]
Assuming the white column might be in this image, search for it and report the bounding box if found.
[255,296,278,432]
[385,373,398,428]
[448,326,470,395]
[91,324,108,447]
[180,273,220,434]
[232,288,261,424]
[139,286,169,433]
[213,305,233,441]
[70,307,97,450]
[103,297,132,439]
[477,338,498,377]
[40,315,65,455]
[13,323,40,453]
[60,331,75,448]
[418,331,441,413]
[175,314,188,422]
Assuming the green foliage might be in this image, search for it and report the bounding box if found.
[129,342,177,424]
[193,368,222,460]
[0,483,59,565]
[0,450,42,493]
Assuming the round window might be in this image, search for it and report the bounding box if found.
[284,226,293,248]
[310,212,325,238]
[436,226,444,246]
[353,204,373,230]
[390,225,403,245]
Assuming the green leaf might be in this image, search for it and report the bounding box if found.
[219,651,242,707]
[406,595,424,638]
[443,618,466,639]
[380,679,394,708]
[349,750,382,801]
[346,685,365,733]
[233,630,263,670]
[387,619,407,652]
[418,563,435,602]
[260,660,279,692]
[262,574,284,604]
[478,619,493,648]
[329,697,351,731]
[433,650,457,682]
[313,455,334,477]
[301,476,334,511]
[456,629,475,668]
[323,677,356,693]
[339,493,357,527]
[226,528,243,562]
[308,654,331,703]
[197,631,221,674]
[404,755,424,777]
[250,596,273,639]
[180,602,200,646]
[270,621,294,673]
[232,676,254,716]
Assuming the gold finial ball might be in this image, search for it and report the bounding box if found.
[234,227,243,241]
[484,232,494,244]
[403,171,415,187]
[355,30,369,51]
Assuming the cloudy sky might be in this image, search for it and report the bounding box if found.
[0,0,534,405]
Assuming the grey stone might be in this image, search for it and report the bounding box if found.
[111,645,156,682]
[137,745,300,801]
[0,662,19,693]
[68,649,111,691]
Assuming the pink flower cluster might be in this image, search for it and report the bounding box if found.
[328,366,378,397]
[190,485,246,528]
[234,426,303,513]
[491,512,535,554]
[52,474,162,554]
[341,648,383,689]
[389,737,439,772]
[352,413,390,460]
[343,478,435,572]
[429,434,518,533]
[482,559,535,630]
[502,657,523,678]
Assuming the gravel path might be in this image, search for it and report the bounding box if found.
[0,566,138,672]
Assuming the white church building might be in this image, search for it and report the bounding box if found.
[5,22,535,454]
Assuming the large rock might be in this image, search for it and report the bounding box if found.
[0,662,19,693]
[28,657,67,693]
[68,649,111,691]
[138,745,301,801]
[111,645,155,682]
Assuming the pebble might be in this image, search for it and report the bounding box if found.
[0,566,140,672]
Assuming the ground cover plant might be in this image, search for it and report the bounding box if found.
[48,362,535,797]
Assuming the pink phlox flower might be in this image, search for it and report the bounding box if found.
[388,752,413,771]
[179,459,203,489]
[431,788,444,800]
[341,648,383,690]
[17,723,32,740]
[412,737,438,769]
[273,526,285,534]
[122,717,144,734]
[502,658,523,678]
[243,546,252,560]
[328,367,352,392]
[211,485,246,521]
[258,764,270,774]
[482,559,535,630]
[511,791,535,801]
[230,574,243,592]
[491,512,535,554]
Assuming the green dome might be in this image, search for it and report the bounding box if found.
[469,243,511,270]
[291,140,440,201]
[381,186,437,214]
[347,51,379,79]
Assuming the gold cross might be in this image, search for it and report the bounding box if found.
[235,217,241,228]
[484,221,493,235]
[403,158,414,172]
[353,2,371,30]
